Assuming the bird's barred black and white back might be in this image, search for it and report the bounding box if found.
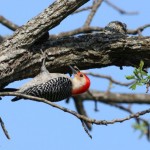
[12,77,72,102]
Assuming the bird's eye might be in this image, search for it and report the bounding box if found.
[80,74,83,77]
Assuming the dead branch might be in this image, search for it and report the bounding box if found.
[50,26,103,38]
[0,117,10,139]
[84,0,103,27]
[73,97,92,130]
[0,15,19,31]
[128,24,150,35]
[86,72,134,86]
[73,6,92,14]
[0,92,150,126]
[104,0,138,15]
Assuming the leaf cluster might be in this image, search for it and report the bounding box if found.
[132,121,150,141]
[126,60,150,91]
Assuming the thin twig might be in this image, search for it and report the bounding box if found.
[87,90,99,112]
[49,24,150,38]
[84,0,103,27]
[86,72,134,86]
[104,0,138,15]
[128,24,150,35]
[80,119,92,139]
[0,15,19,31]
[0,92,150,125]
[0,117,10,139]
[50,26,103,38]
[109,103,150,140]
[72,6,92,14]
[73,96,92,130]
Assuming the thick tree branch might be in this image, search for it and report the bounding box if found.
[0,31,150,88]
[76,90,150,104]
[0,0,89,50]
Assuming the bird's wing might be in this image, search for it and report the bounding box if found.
[12,76,72,102]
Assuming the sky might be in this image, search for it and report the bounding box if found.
[0,0,150,150]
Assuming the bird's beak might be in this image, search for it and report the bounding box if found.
[69,65,79,74]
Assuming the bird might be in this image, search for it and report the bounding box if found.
[11,58,90,102]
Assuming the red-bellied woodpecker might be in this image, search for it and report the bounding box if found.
[11,59,90,102]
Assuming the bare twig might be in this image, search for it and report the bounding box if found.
[110,103,150,140]
[104,0,138,15]
[0,117,10,139]
[80,119,92,138]
[0,92,150,125]
[86,72,134,86]
[128,24,150,35]
[84,0,103,27]
[73,96,92,130]
[0,15,19,31]
[73,6,92,14]
[50,24,150,38]
[50,26,103,38]
[87,90,99,112]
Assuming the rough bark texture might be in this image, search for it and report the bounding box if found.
[0,0,89,88]
[0,0,150,90]
[76,90,150,104]
[0,0,89,50]
[0,32,150,88]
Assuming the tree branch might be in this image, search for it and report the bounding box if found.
[128,24,150,35]
[50,26,103,38]
[104,0,138,15]
[84,0,103,27]
[0,117,10,139]
[0,92,150,125]
[0,15,19,31]
[0,0,89,50]
[72,6,92,14]
[0,30,150,88]
[76,90,150,104]
[86,72,134,86]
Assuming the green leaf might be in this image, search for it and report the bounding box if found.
[141,70,147,76]
[125,60,150,91]
[134,72,140,80]
[140,79,147,84]
[129,83,137,90]
[126,75,135,80]
[139,60,144,71]
[136,82,143,86]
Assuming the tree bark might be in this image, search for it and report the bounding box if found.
[0,0,150,89]
[76,90,150,104]
[0,32,150,88]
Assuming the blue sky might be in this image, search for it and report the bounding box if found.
[0,0,150,150]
